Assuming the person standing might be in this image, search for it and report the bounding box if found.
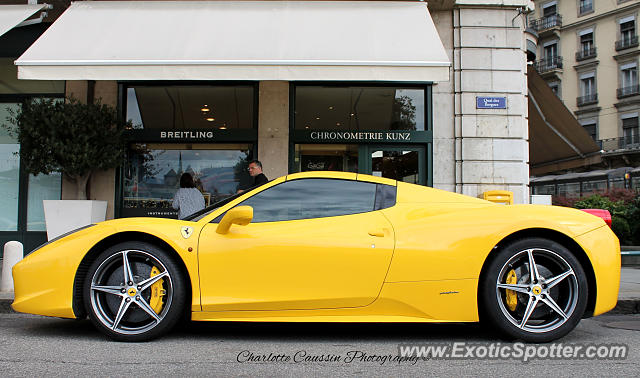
[238,160,269,193]
[172,173,205,219]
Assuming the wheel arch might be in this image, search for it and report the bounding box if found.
[72,231,192,319]
[478,228,597,319]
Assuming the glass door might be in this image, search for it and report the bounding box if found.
[363,146,426,185]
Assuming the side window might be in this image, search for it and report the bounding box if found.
[234,179,379,223]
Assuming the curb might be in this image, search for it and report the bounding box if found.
[1,298,639,315]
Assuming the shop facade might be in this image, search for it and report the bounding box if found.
[0,4,64,250]
[7,0,533,230]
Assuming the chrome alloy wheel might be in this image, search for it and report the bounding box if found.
[495,248,579,334]
[89,249,173,335]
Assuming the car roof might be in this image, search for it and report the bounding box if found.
[285,171,396,186]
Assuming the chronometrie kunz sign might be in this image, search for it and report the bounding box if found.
[294,130,429,144]
[310,131,412,141]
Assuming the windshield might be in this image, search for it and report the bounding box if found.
[183,184,265,222]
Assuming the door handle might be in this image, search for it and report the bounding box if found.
[368,229,386,237]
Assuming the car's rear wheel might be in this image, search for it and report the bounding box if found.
[480,237,588,343]
[83,241,186,341]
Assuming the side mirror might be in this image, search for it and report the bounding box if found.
[216,206,253,234]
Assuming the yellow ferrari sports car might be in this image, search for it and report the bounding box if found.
[12,172,620,342]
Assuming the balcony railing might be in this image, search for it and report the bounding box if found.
[577,93,598,106]
[600,135,640,151]
[531,14,562,32]
[575,47,597,61]
[617,85,640,98]
[616,35,639,51]
[534,56,563,73]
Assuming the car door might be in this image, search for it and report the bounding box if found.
[197,177,396,311]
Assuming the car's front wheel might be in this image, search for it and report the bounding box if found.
[83,241,186,341]
[480,237,588,343]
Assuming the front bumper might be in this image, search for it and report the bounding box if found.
[12,224,115,318]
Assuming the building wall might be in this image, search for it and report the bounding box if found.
[451,4,531,203]
[53,1,532,207]
[534,0,640,143]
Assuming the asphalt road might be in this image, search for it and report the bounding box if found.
[0,313,638,376]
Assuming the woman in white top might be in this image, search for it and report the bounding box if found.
[172,173,205,219]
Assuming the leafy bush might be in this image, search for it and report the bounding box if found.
[611,217,632,245]
[571,192,640,246]
[4,98,131,199]
[552,196,579,208]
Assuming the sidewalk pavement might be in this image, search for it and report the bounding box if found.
[1,266,639,315]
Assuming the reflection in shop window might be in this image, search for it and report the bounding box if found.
[294,144,358,173]
[123,144,252,216]
[295,86,425,131]
[371,150,420,184]
[1,103,62,231]
[27,173,62,231]
[126,86,255,130]
[0,142,19,231]
[1,104,20,231]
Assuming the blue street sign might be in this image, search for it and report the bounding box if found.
[476,96,507,109]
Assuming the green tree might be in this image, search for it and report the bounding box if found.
[4,98,131,200]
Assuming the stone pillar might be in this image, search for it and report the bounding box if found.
[431,9,456,193]
[452,5,530,203]
[258,81,289,179]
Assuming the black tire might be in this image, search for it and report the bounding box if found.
[83,241,186,341]
[480,237,588,343]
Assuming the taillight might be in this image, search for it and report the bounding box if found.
[580,209,612,228]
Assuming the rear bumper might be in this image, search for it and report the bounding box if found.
[576,225,621,316]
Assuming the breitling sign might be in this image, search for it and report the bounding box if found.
[160,131,215,140]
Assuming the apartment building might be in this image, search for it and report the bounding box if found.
[532,0,640,168]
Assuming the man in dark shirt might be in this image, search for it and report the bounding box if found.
[238,160,268,193]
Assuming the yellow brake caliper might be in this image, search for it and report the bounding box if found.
[505,269,518,312]
[149,266,166,314]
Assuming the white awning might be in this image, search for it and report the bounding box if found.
[0,4,46,38]
[16,1,450,82]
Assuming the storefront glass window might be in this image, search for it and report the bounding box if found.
[294,144,358,172]
[123,143,252,217]
[581,179,607,195]
[295,86,425,131]
[126,86,255,130]
[27,173,62,231]
[557,182,581,198]
[0,104,19,231]
[371,149,421,184]
[533,184,556,195]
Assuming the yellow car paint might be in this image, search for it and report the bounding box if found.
[198,210,394,311]
[11,171,620,330]
[575,225,621,316]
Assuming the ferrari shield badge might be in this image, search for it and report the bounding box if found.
[181,226,194,239]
